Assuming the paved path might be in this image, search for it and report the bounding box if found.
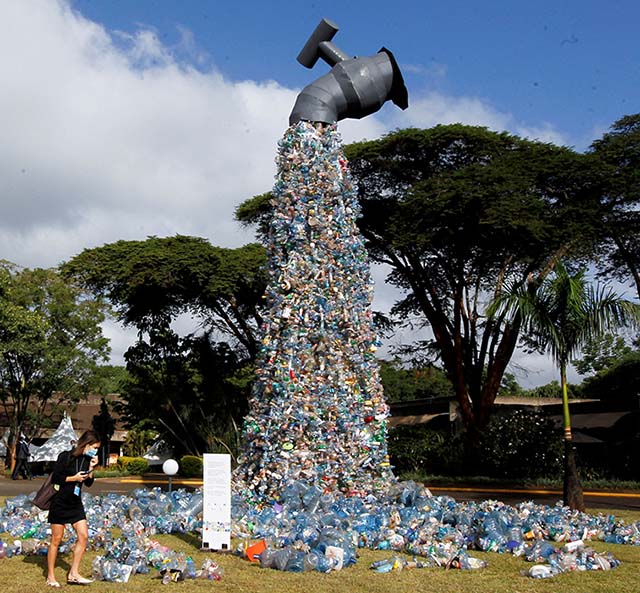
[2,475,639,511]
[427,485,640,511]
[0,474,197,497]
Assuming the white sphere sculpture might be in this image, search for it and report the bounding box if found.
[162,458,179,476]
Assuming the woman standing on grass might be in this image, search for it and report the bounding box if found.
[46,429,101,588]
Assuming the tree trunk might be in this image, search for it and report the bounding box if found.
[560,364,585,511]
[612,232,640,301]
[563,440,585,512]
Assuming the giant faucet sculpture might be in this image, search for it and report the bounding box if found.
[234,19,408,503]
[290,18,408,125]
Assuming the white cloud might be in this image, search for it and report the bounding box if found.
[0,1,392,269]
[388,92,569,146]
[0,1,575,386]
[514,122,569,146]
[401,62,448,80]
[390,92,509,130]
[100,318,136,366]
[0,2,299,266]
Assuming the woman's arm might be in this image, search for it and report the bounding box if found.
[50,451,70,486]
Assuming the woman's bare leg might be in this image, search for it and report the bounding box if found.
[68,519,89,579]
[47,523,65,583]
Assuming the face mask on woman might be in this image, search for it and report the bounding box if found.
[85,447,98,458]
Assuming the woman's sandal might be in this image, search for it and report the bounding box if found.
[67,575,94,585]
[46,579,61,588]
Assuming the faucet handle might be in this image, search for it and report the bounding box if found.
[297,18,350,68]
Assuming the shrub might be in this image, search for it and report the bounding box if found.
[389,409,564,480]
[179,455,203,477]
[473,409,563,479]
[388,424,464,476]
[122,428,159,457]
[116,456,150,475]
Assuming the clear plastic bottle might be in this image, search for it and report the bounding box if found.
[185,557,197,579]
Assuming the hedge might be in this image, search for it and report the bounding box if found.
[116,456,150,475]
[179,455,203,477]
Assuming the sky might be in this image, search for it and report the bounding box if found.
[1,0,638,386]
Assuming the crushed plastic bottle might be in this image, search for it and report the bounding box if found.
[199,558,224,580]
[526,564,557,578]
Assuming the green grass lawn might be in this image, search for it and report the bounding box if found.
[1,504,639,593]
[400,472,640,492]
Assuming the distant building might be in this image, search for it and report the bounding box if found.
[389,395,640,444]
[0,393,128,465]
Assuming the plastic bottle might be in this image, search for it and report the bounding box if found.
[507,526,524,555]
[185,557,197,579]
[273,548,292,571]
[370,558,394,573]
[285,550,306,572]
[303,550,320,572]
[91,556,102,580]
[527,564,554,579]
[458,554,487,570]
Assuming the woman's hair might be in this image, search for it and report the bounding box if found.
[71,429,101,458]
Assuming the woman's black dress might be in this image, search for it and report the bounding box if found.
[48,450,94,525]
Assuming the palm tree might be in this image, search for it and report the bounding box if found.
[488,262,639,510]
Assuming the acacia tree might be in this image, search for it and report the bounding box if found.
[238,125,598,437]
[62,236,266,455]
[0,262,109,466]
[488,262,640,510]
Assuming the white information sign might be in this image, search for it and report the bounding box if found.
[202,453,231,551]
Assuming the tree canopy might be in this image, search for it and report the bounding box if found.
[0,262,109,461]
[573,332,637,376]
[62,235,268,358]
[117,331,251,457]
[379,359,454,402]
[580,350,640,404]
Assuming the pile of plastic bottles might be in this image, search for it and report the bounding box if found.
[0,536,48,558]
[91,536,223,583]
[0,487,211,583]
[370,550,487,573]
[230,479,635,577]
[233,121,393,503]
[1,480,639,579]
[523,538,621,578]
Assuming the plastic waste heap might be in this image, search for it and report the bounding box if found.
[233,121,394,502]
[233,17,409,504]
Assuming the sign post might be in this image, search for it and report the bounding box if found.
[201,453,231,551]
